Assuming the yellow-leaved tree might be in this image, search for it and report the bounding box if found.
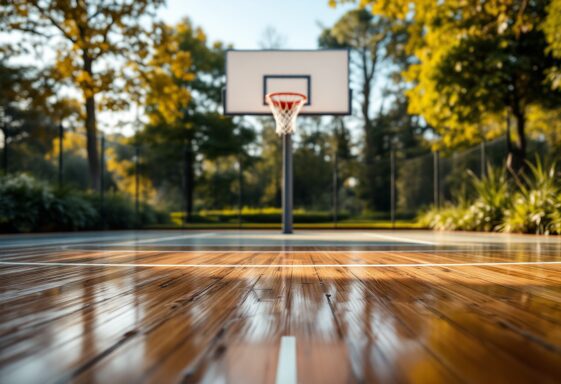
[329,0,561,172]
[2,0,165,189]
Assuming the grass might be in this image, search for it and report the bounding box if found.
[147,219,421,230]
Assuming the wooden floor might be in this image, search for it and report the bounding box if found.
[1,231,561,383]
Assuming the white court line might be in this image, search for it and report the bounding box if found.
[362,232,437,246]
[50,248,561,255]
[2,261,561,268]
[275,336,297,384]
[111,233,216,246]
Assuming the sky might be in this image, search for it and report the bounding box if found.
[2,0,375,137]
[158,0,356,49]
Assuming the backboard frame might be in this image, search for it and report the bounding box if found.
[223,49,352,116]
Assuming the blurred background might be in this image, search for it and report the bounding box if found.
[0,0,560,233]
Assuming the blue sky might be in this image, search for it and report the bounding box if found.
[1,0,375,136]
[158,0,356,49]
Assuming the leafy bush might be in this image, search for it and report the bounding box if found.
[418,203,470,231]
[47,190,97,231]
[551,194,561,234]
[0,173,168,233]
[501,161,560,234]
[460,166,510,231]
[0,174,54,232]
[418,160,561,235]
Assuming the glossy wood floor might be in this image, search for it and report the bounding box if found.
[1,231,561,383]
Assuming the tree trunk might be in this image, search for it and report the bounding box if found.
[506,106,527,175]
[83,53,100,190]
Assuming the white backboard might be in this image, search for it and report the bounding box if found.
[224,50,351,116]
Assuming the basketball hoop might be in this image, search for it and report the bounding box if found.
[266,92,307,135]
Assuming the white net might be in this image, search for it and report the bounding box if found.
[266,92,307,135]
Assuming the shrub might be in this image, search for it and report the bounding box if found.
[551,194,561,234]
[418,203,470,231]
[501,160,560,234]
[460,166,510,231]
[0,173,168,232]
[0,174,54,232]
[418,160,560,235]
[47,189,97,231]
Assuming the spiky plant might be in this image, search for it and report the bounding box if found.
[462,166,510,231]
[502,158,560,234]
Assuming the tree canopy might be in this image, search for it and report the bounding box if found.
[330,0,561,172]
[2,0,165,189]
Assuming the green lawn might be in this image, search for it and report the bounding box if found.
[147,220,422,230]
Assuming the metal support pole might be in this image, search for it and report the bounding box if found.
[183,144,189,226]
[480,141,486,178]
[135,144,140,228]
[238,156,243,230]
[433,150,440,208]
[2,128,7,175]
[390,149,396,229]
[1,108,7,175]
[282,133,293,234]
[58,122,64,189]
[333,151,338,229]
[100,134,105,229]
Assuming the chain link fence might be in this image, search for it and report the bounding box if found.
[1,121,555,227]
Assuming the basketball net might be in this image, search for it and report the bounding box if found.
[266,92,307,135]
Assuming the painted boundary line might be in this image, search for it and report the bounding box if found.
[276,336,297,384]
[111,232,216,246]
[361,232,438,245]
[2,261,561,268]
[59,247,561,254]
[64,242,436,248]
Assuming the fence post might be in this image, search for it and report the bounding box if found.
[135,143,140,228]
[433,150,440,208]
[183,143,189,226]
[480,141,486,178]
[1,108,7,175]
[100,134,105,229]
[238,155,243,229]
[390,149,396,229]
[333,151,338,229]
[58,122,64,189]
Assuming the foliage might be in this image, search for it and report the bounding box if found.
[3,0,165,189]
[136,18,255,220]
[320,9,426,211]
[0,174,167,233]
[502,160,560,234]
[543,0,561,89]
[419,160,561,234]
[418,203,470,231]
[330,0,561,173]
[0,174,95,232]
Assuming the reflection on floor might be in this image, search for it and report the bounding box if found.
[1,230,561,383]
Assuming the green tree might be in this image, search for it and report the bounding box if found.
[320,9,393,210]
[137,19,254,219]
[2,0,165,189]
[0,60,80,179]
[331,0,561,173]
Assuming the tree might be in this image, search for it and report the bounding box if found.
[330,0,561,173]
[320,9,392,210]
[3,0,164,189]
[0,59,81,179]
[137,19,254,219]
[544,0,561,89]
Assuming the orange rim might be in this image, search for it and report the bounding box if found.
[267,92,307,110]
